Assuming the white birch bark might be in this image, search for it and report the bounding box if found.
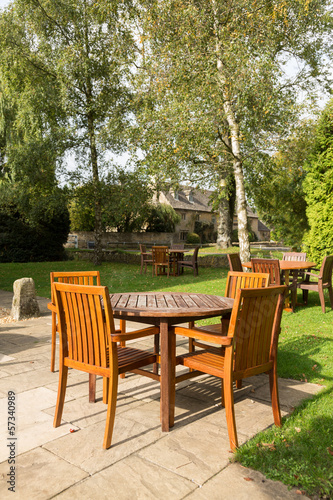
[212,0,251,262]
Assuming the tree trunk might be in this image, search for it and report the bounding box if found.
[212,2,250,262]
[216,175,232,249]
[87,111,103,266]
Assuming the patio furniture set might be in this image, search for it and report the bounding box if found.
[47,250,333,452]
[139,244,199,277]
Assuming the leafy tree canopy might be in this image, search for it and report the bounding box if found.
[303,99,333,261]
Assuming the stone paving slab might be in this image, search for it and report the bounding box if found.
[0,289,319,499]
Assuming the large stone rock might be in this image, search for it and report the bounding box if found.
[11,278,40,320]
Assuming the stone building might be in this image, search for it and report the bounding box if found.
[157,187,270,242]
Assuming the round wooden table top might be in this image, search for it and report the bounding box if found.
[110,292,234,319]
[242,260,317,271]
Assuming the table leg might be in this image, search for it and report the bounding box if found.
[284,270,292,312]
[160,319,175,431]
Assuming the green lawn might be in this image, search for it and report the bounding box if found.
[0,259,332,497]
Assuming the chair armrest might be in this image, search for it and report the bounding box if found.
[47,302,56,313]
[111,326,159,342]
[172,325,233,346]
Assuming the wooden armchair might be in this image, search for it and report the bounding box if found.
[152,246,170,276]
[53,282,159,449]
[177,246,200,276]
[171,285,287,451]
[282,252,307,281]
[48,271,127,400]
[252,258,297,312]
[297,255,333,313]
[227,253,243,272]
[139,244,153,274]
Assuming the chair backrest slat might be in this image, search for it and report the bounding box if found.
[251,258,281,285]
[225,271,270,299]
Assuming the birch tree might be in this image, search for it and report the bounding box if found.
[134,0,331,261]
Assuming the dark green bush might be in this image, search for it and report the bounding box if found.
[186,232,201,244]
[0,197,70,262]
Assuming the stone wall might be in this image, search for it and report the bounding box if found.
[68,249,229,268]
[65,231,180,250]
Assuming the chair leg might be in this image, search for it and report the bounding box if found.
[318,283,326,313]
[224,374,238,451]
[269,368,281,427]
[328,285,333,310]
[302,289,309,305]
[103,377,109,404]
[89,374,96,402]
[50,312,57,372]
[153,333,160,374]
[236,380,242,389]
[221,380,225,407]
[53,364,68,428]
[103,363,119,449]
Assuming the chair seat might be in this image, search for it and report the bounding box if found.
[179,350,226,377]
[117,346,156,373]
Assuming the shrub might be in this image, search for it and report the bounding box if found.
[186,232,200,244]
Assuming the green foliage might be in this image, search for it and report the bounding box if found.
[303,99,333,261]
[186,232,201,244]
[68,169,153,232]
[145,203,180,233]
[245,120,315,246]
[0,187,70,262]
[194,221,216,243]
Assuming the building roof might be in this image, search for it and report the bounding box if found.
[258,220,270,232]
[162,189,212,213]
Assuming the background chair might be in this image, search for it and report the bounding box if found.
[251,258,297,312]
[170,244,184,250]
[178,245,199,276]
[172,285,287,451]
[152,246,170,276]
[53,282,159,449]
[139,244,153,274]
[282,251,307,281]
[297,255,333,313]
[227,253,243,272]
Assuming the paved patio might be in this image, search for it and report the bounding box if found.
[0,289,321,499]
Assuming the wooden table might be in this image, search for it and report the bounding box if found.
[110,292,234,432]
[243,260,317,310]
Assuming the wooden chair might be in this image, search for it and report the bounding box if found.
[53,282,159,449]
[282,251,307,281]
[172,285,287,451]
[227,253,243,272]
[48,271,127,400]
[297,255,333,313]
[177,246,200,276]
[283,252,307,261]
[252,258,297,312]
[139,244,153,274]
[189,271,270,342]
[49,271,102,373]
[152,246,170,276]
